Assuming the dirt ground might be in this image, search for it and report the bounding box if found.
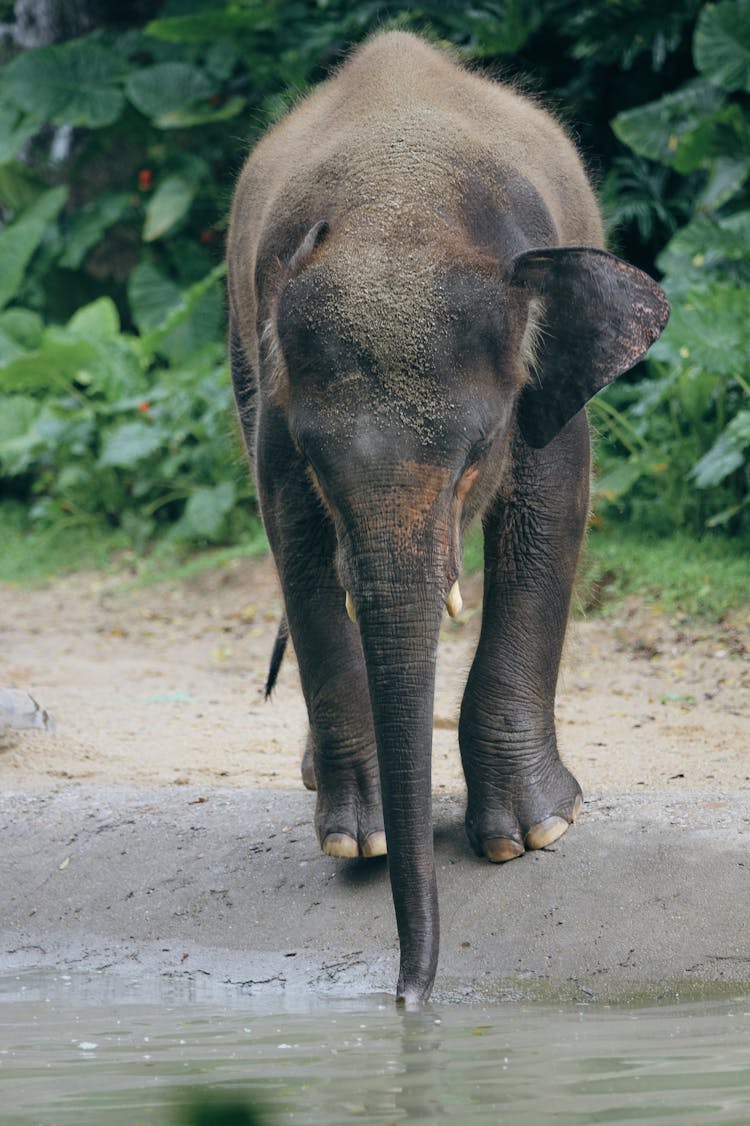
[1,553,748,799]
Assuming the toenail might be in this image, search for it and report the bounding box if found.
[361,831,387,858]
[525,816,570,851]
[483,837,524,863]
[322,833,359,858]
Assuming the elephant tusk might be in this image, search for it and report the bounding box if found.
[446,580,463,619]
[345,590,358,623]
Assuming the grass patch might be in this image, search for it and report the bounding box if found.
[0,503,268,586]
[463,518,748,623]
[580,526,750,622]
[127,528,269,588]
[0,505,131,583]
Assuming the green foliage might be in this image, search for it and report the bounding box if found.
[581,527,750,621]
[593,0,750,539]
[0,188,67,309]
[0,285,252,552]
[0,0,748,560]
[143,175,197,241]
[694,0,750,90]
[2,40,127,127]
[0,9,253,551]
[0,501,131,581]
[613,79,726,167]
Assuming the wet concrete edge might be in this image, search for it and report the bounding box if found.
[3,786,750,1003]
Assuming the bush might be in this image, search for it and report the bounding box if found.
[591,0,750,537]
[0,1,747,552]
[0,14,253,548]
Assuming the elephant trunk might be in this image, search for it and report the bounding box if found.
[352,571,447,1004]
[327,459,458,1003]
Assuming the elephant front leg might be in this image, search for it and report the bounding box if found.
[261,459,384,860]
[459,420,588,862]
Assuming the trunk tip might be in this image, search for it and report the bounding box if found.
[396,983,434,1009]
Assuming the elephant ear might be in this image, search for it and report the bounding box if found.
[508,247,670,449]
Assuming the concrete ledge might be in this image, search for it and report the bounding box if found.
[3,787,749,1002]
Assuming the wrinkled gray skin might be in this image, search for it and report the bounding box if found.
[227,31,669,1005]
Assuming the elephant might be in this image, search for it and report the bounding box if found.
[226,30,669,1005]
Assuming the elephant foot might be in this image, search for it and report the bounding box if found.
[465,760,582,864]
[313,757,385,859]
[322,829,387,859]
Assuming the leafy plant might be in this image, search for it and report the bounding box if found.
[0,277,254,552]
[592,0,750,537]
[0,0,748,560]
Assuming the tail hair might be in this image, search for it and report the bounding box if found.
[265,614,289,699]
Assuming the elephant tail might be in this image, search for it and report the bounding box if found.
[265,614,289,699]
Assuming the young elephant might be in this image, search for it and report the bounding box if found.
[227,31,669,1005]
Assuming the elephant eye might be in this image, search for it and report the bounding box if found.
[465,436,491,468]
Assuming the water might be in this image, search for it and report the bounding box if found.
[1,970,749,1125]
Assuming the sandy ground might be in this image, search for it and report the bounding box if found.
[2,554,749,1000]
[1,553,748,798]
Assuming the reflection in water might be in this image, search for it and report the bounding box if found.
[0,970,749,1125]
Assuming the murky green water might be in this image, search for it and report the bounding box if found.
[1,970,749,1125]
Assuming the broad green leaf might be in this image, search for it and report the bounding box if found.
[706,497,750,526]
[56,464,94,493]
[178,481,236,539]
[673,103,750,173]
[0,327,27,365]
[0,394,38,442]
[728,410,750,441]
[0,336,98,392]
[658,213,750,276]
[694,0,750,91]
[3,40,126,128]
[165,290,224,364]
[155,94,245,129]
[140,263,226,360]
[691,411,750,487]
[98,421,163,468]
[0,104,40,162]
[143,175,195,241]
[0,218,45,308]
[127,262,182,334]
[146,10,272,43]
[0,313,140,401]
[21,185,69,226]
[0,160,46,212]
[612,80,724,165]
[676,365,724,421]
[205,39,241,80]
[0,187,67,310]
[66,334,143,400]
[650,284,750,376]
[68,297,121,339]
[59,192,130,269]
[466,0,543,56]
[125,62,212,120]
[0,395,44,474]
[593,460,645,502]
[0,308,44,350]
[700,154,750,209]
[666,99,750,213]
